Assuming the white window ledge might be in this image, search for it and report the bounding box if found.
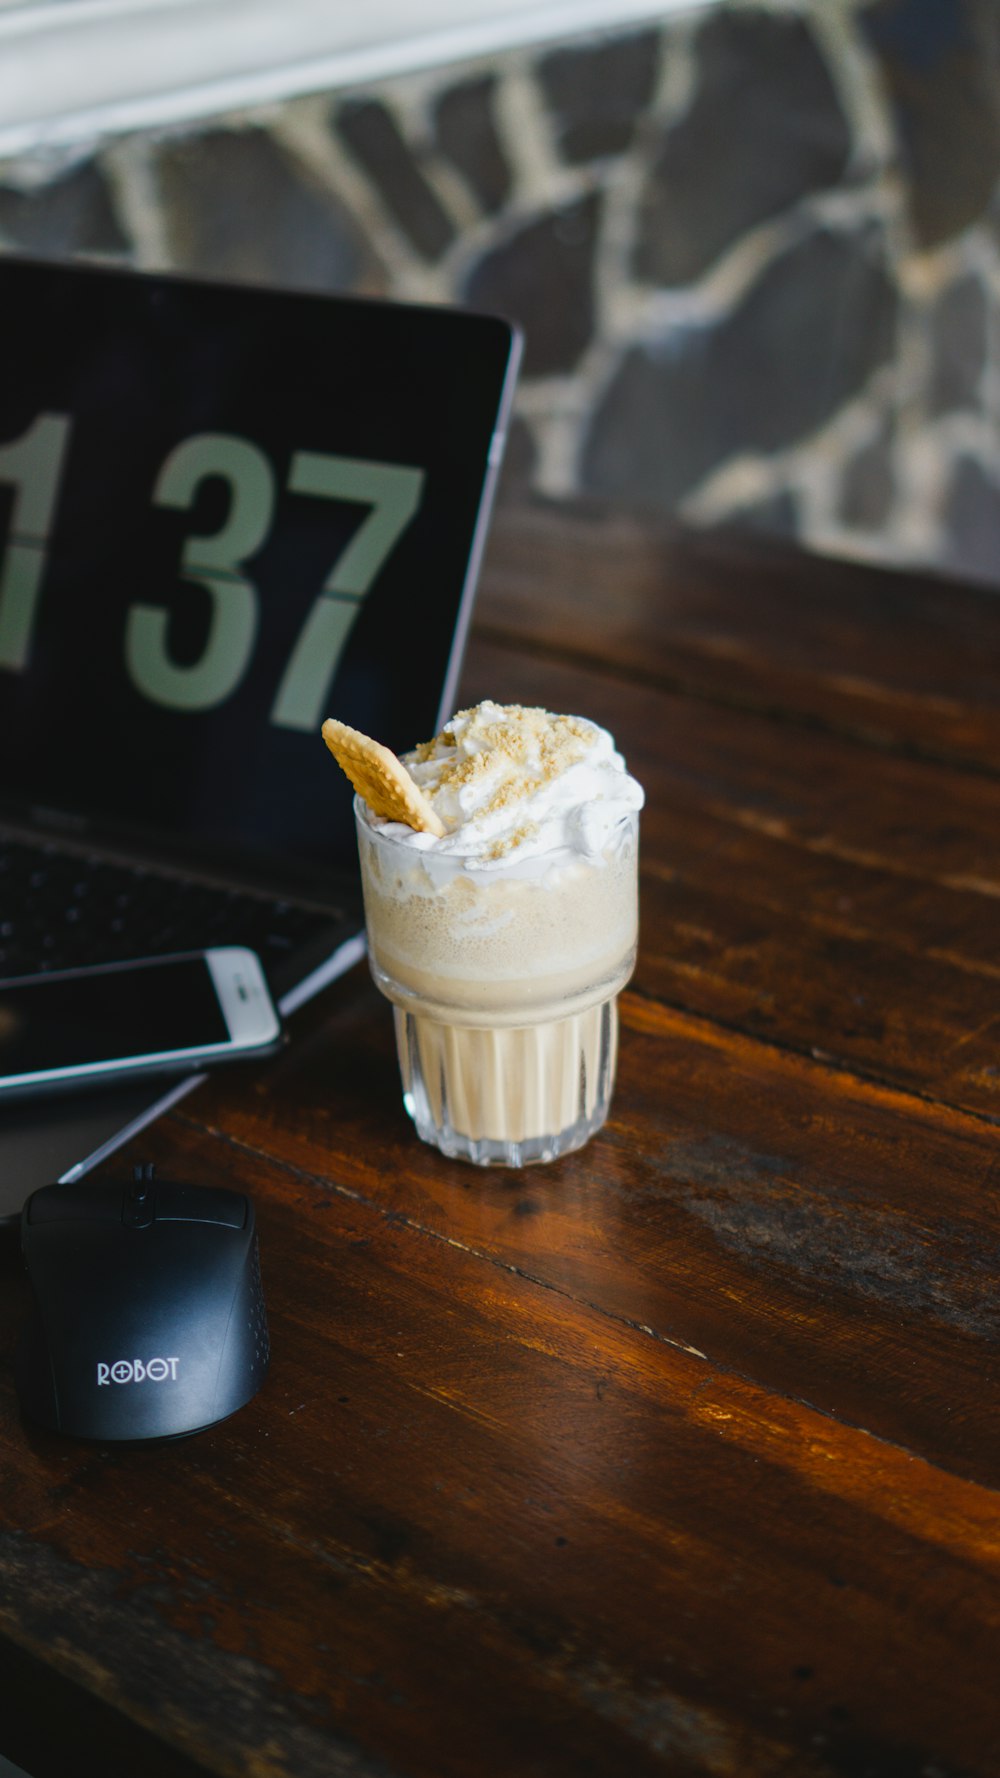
[0,0,715,160]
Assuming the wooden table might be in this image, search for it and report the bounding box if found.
[2,500,1000,1778]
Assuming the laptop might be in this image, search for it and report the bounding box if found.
[0,254,520,1221]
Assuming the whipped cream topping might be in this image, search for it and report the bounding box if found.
[361,701,644,868]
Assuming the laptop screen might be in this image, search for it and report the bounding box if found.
[0,257,519,895]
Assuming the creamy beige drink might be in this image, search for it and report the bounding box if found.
[352,702,643,1166]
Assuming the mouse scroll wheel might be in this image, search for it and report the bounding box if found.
[130,1162,155,1202]
[124,1162,156,1226]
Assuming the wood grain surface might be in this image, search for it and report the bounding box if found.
[1,503,999,1778]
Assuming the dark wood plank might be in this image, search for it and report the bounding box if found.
[3,1124,1000,1778]
[479,503,1000,771]
[161,970,1000,1490]
[459,634,1000,1119]
[0,1635,217,1778]
[461,634,1000,891]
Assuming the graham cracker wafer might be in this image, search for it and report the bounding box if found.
[322,718,445,837]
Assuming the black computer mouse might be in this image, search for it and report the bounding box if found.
[15,1165,269,1441]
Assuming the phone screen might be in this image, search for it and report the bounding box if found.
[0,957,229,1077]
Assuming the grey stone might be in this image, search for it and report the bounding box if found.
[942,455,1000,586]
[717,489,800,542]
[0,160,128,258]
[158,128,379,291]
[335,99,455,262]
[583,224,899,510]
[634,12,851,287]
[838,423,896,531]
[538,30,660,164]
[432,75,511,215]
[929,274,989,415]
[463,192,601,377]
[862,0,1000,248]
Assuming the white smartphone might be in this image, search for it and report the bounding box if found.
[0,949,284,1099]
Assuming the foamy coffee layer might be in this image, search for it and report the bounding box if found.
[361,701,644,870]
[357,809,639,1023]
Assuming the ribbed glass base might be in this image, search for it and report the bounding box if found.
[394,996,618,1167]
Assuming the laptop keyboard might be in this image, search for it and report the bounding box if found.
[0,835,336,982]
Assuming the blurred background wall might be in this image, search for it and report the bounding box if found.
[1,0,998,585]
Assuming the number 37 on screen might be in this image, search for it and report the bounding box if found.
[0,413,425,732]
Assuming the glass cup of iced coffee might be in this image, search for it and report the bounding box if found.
[325,702,643,1167]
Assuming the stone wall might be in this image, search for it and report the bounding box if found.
[2,0,999,586]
